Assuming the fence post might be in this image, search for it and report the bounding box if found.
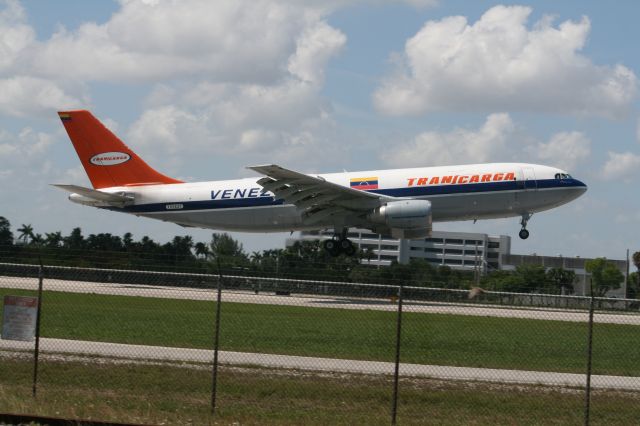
[584,284,595,426]
[32,259,44,397]
[210,258,223,415]
[391,283,404,425]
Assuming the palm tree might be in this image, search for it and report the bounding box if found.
[31,233,43,246]
[250,251,262,264]
[45,231,63,248]
[17,224,34,245]
[194,242,210,259]
[123,232,134,250]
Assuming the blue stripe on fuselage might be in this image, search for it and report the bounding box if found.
[104,178,585,213]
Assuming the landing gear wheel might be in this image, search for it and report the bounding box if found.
[340,239,356,256]
[323,239,341,257]
[519,213,532,240]
[323,237,356,256]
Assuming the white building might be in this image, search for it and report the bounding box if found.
[289,229,628,297]
[291,229,510,273]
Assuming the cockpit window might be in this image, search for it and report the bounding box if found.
[555,173,572,180]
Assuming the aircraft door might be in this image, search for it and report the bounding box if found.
[521,167,537,190]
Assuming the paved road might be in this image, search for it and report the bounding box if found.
[1,337,638,391]
[2,275,639,325]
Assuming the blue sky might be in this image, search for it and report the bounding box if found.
[1,0,638,259]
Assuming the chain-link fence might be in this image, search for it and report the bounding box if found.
[1,259,639,425]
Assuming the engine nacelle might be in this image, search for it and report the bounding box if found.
[368,200,432,237]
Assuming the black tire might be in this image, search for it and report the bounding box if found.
[324,239,341,256]
[519,229,530,240]
[343,244,356,256]
[323,239,337,251]
[340,238,356,256]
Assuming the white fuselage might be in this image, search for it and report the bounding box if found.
[91,163,586,233]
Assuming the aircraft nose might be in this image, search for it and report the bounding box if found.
[574,179,588,192]
[568,178,588,200]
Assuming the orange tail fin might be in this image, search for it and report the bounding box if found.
[58,110,183,189]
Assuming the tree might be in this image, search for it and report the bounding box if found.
[0,216,13,247]
[165,235,195,262]
[209,233,247,269]
[195,242,210,259]
[546,268,576,295]
[45,231,63,248]
[17,224,34,245]
[123,232,134,250]
[514,264,549,292]
[210,233,245,258]
[585,258,624,296]
[629,272,639,299]
[632,251,640,298]
[63,227,85,250]
[86,233,123,252]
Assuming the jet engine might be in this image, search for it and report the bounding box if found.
[368,199,432,238]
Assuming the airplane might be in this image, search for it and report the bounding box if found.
[54,110,587,256]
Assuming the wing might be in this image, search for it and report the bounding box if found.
[247,164,395,226]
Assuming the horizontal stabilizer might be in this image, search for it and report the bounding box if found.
[51,184,133,203]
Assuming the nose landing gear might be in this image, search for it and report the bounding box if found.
[519,213,532,240]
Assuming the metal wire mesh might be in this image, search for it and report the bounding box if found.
[1,257,639,424]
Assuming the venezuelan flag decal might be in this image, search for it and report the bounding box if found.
[350,176,378,190]
[58,112,72,121]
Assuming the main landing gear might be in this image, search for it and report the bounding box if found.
[323,229,356,257]
[519,213,532,240]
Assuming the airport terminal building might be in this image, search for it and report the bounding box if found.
[292,229,510,272]
[289,229,628,297]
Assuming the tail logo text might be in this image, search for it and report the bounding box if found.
[89,152,131,166]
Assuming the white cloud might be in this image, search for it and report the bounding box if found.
[383,114,592,170]
[0,0,35,71]
[0,127,53,158]
[0,127,56,186]
[526,131,591,171]
[0,76,81,116]
[25,0,339,84]
[0,0,346,120]
[374,5,637,118]
[0,0,347,171]
[0,1,82,116]
[127,105,208,156]
[383,113,514,167]
[123,9,346,171]
[288,21,346,84]
[600,151,640,181]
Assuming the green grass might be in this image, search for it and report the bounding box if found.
[2,288,640,376]
[1,358,639,425]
